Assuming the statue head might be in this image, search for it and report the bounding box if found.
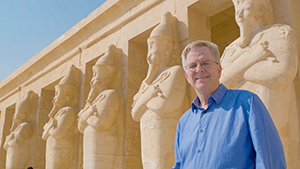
[50,65,79,117]
[11,90,38,131]
[147,12,177,66]
[232,0,273,47]
[86,45,120,103]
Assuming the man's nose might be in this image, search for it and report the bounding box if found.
[195,62,204,73]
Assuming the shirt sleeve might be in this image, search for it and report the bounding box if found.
[172,122,181,169]
[248,94,286,169]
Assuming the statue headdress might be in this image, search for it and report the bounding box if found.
[93,44,121,80]
[49,65,79,118]
[148,12,177,44]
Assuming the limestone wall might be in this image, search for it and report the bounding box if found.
[0,0,299,168]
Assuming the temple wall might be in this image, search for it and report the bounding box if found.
[0,0,299,168]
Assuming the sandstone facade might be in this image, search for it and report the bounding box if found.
[0,0,299,168]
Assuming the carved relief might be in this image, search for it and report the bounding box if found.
[42,65,80,169]
[131,12,186,169]
[220,0,299,168]
[78,44,122,169]
[4,90,38,169]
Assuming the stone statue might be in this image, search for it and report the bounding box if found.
[131,12,186,169]
[78,44,122,169]
[4,90,38,169]
[220,0,299,167]
[42,65,79,169]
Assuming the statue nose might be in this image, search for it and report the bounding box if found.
[237,9,244,18]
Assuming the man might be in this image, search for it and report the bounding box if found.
[131,12,186,169]
[220,0,299,167]
[172,40,286,168]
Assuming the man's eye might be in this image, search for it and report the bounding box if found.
[188,63,197,69]
[202,62,211,66]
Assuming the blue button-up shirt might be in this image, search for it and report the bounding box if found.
[172,84,286,169]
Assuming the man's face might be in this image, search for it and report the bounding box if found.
[184,46,221,95]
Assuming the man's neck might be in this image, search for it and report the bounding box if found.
[195,84,220,109]
[197,94,209,109]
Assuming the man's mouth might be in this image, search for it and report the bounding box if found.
[195,76,209,80]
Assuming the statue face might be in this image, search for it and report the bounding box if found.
[233,0,266,47]
[235,1,258,24]
[90,66,107,89]
[86,65,109,103]
[53,86,69,107]
[234,0,261,39]
[147,37,168,65]
[10,110,26,131]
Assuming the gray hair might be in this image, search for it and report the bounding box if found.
[181,40,220,70]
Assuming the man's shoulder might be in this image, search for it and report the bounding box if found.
[225,88,257,101]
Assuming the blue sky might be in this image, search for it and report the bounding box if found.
[0,0,106,81]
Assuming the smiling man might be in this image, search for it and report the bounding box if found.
[172,40,286,169]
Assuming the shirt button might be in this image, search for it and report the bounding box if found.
[200,129,204,132]
[197,149,201,153]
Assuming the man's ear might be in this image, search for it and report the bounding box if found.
[184,70,189,81]
[218,64,222,78]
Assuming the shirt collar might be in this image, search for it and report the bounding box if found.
[191,84,228,112]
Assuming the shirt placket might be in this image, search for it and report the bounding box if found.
[194,107,206,167]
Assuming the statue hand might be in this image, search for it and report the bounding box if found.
[132,91,141,107]
[153,85,164,98]
[78,117,87,133]
[257,41,273,61]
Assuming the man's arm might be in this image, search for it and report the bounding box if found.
[172,122,182,169]
[248,94,286,169]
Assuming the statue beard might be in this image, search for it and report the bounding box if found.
[11,121,20,132]
[144,63,159,84]
[239,23,252,48]
[86,87,99,104]
[48,105,60,118]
